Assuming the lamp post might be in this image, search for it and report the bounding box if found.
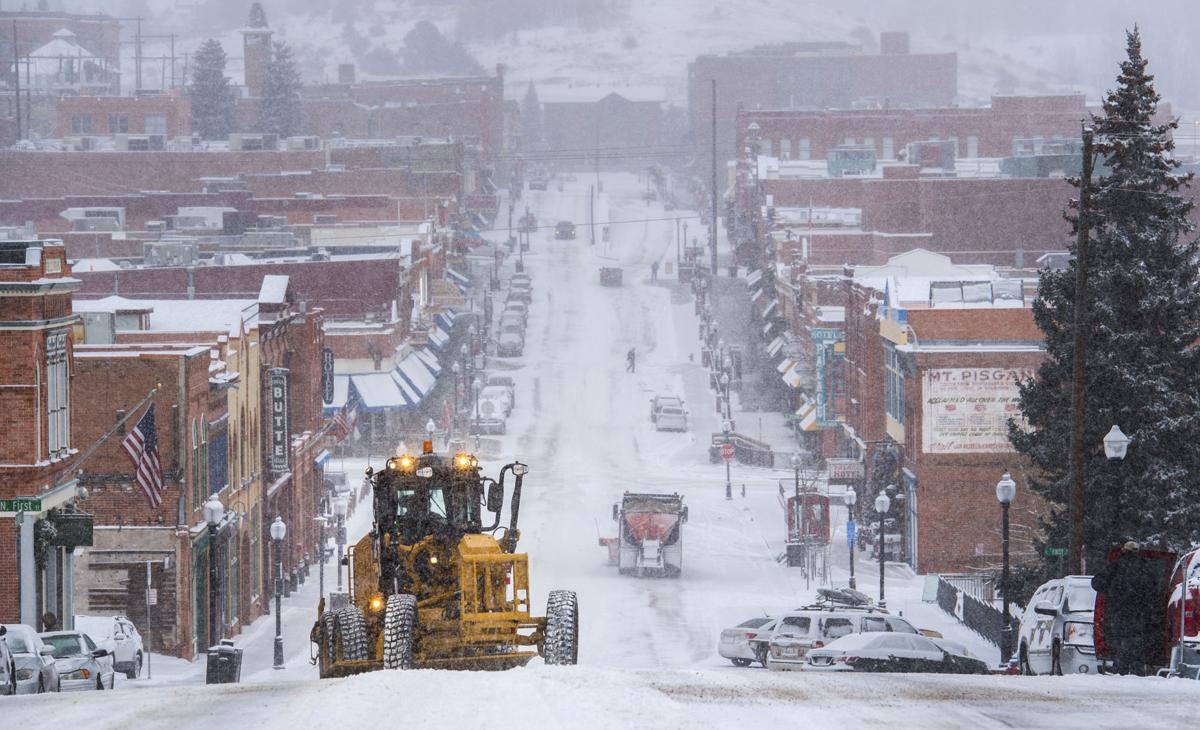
[334,495,348,592]
[723,419,733,501]
[451,362,461,433]
[720,371,731,421]
[790,451,801,499]
[473,376,482,432]
[845,486,858,590]
[271,516,287,670]
[202,493,224,648]
[314,515,328,603]
[875,489,891,604]
[996,472,1017,665]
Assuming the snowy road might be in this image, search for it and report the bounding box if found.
[6,173,1200,727]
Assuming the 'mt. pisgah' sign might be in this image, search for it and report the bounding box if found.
[921,368,1033,454]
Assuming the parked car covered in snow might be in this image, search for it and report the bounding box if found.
[486,375,516,406]
[0,626,16,695]
[649,394,687,432]
[1,624,60,693]
[73,615,144,679]
[803,632,990,674]
[1016,575,1100,676]
[765,609,920,670]
[718,616,777,667]
[40,630,115,691]
[497,323,525,357]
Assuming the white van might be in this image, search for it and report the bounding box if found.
[1016,575,1099,675]
[765,609,920,670]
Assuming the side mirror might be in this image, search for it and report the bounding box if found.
[40,645,55,656]
[1033,601,1058,617]
[92,649,109,658]
[682,506,689,524]
[612,504,619,521]
[486,482,504,513]
[0,625,5,636]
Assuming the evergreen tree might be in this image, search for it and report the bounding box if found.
[521,82,542,149]
[190,39,235,140]
[1011,28,1200,579]
[258,41,303,138]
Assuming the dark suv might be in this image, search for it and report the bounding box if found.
[554,221,576,240]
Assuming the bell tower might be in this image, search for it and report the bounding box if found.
[242,3,273,98]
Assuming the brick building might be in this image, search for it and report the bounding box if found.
[539,90,665,169]
[0,240,85,628]
[55,94,192,139]
[0,9,122,80]
[690,33,957,161]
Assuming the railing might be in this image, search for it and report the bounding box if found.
[708,431,775,468]
[939,572,997,603]
[935,576,1005,647]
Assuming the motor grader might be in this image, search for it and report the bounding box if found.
[312,443,578,675]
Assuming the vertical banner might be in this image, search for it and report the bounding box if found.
[269,368,290,474]
[321,347,335,405]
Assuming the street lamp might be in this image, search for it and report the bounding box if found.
[270,516,287,670]
[723,419,733,501]
[875,489,892,604]
[202,493,224,648]
[473,376,483,432]
[720,372,731,421]
[1103,425,1130,461]
[996,472,1017,665]
[334,495,349,592]
[790,452,802,498]
[845,486,858,590]
[451,362,461,432]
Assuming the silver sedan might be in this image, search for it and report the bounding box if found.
[40,631,115,691]
[1,624,60,694]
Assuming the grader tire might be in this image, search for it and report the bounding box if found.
[543,590,579,665]
[318,610,337,675]
[383,594,418,670]
[334,605,369,661]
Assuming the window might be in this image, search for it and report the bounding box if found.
[144,115,167,135]
[71,115,92,134]
[821,617,854,640]
[760,139,772,157]
[862,137,874,152]
[886,618,919,634]
[967,135,979,158]
[779,138,791,160]
[46,330,70,459]
[883,137,894,159]
[885,344,905,425]
[797,138,810,160]
[250,510,260,600]
[192,419,200,507]
[777,616,811,637]
[107,114,128,133]
[862,616,889,633]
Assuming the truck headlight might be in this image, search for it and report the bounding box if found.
[62,668,90,680]
[16,668,34,680]
[1064,621,1094,647]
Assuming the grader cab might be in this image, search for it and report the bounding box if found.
[312,444,578,675]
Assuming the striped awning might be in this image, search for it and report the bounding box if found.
[746,268,763,287]
[762,299,779,319]
[781,362,803,389]
[777,357,795,374]
[767,335,786,358]
[427,325,450,351]
[797,403,819,431]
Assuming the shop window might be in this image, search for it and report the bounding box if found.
[885,344,905,425]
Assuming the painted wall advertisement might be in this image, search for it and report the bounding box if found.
[269,367,290,474]
[922,368,1033,453]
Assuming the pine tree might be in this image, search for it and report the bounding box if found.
[258,42,303,138]
[190,39,235,140]
[1011,28,1200,577]
[521,82,542,149]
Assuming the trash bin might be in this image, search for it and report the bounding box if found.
[205,640,243,684]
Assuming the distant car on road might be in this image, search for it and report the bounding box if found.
[649,395,687,431]
[479,385,513,417]
[73,615,145,679]
[529,179,548,191]
[40,630,115,691]
[502,301,528,325]
[486,375,516,405]
[1016,575,1099,676]
[802,631,990,674]
[718,617,777,667]
[554,221,576,240]
[0,626,16,695]
[1,624,60,693]
[497,324,525,357]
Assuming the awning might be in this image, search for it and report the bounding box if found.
[746,268,763,287]
[315,449,332,467]
[389,370,422,404]
[351,372,413,411]
[796,403,819,431]
[323,375,350,414]
[395,351,437,399]
[767,335,786,358]
[763,320,779,337]
[427,325,450,351]
[762,299,779,319]
[434,310,457,332]
[777,357,796,374]
[782,362,803,389]
[413,347,442,376]
[445,268,471,295]
[750,288,764,303]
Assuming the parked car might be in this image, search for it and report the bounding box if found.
[1016,575,1100,676]
[717,617,777,667]
[1,624,60,693]
[649,395,684,423]
[510,272,531,286]
[507,286,532,305]
[655,404,687,432]
[765,609,920,670]
[803,632,990,674]
[528,178,548,191]
[497,324,525,357]
[40,631,115,691]
[73,615,145,679]
[486,375,516,405]
[554,220,576,239]
[503,301,529,323]
[479,385,513,417]
[0,626,16,695]
[499,311,526,332]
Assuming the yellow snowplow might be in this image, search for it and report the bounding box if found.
[311,445,578,676]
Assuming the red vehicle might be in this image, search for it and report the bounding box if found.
[1093,546,1176,670]
[600,493,687,577]
[784,491,830,570]
[1167,548,1200,671]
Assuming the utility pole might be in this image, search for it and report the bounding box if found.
[590,184,596,247]
[710,79,719,277]
[12,21,20,141]
[1068,125,1095,576]
[135,17,142,92]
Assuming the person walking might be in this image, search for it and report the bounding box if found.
[1092,541,1158,675]
[650,260,659,282]
[626,347,636,373]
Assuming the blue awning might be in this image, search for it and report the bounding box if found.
[434,311,457,331]
[351,373,414,411]
[414,347,442,377]
[427,325,450,351]
[395,352,436,400]
[446,268,470,287]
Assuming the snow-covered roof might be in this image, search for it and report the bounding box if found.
[70,258,121,273]
[258,275,290,304]
[74,296,258,332]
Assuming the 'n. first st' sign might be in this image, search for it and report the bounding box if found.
[269,368,290,475]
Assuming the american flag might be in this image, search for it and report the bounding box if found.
[330,385,360,443]
[122,404,165,508]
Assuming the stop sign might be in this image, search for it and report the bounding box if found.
[721,443,735,462]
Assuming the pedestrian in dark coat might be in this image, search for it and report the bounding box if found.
[1092,541,1159,675]
[650,260,659,282]
[626,347,636,373]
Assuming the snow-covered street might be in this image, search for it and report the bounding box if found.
[5,173,1200,728]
